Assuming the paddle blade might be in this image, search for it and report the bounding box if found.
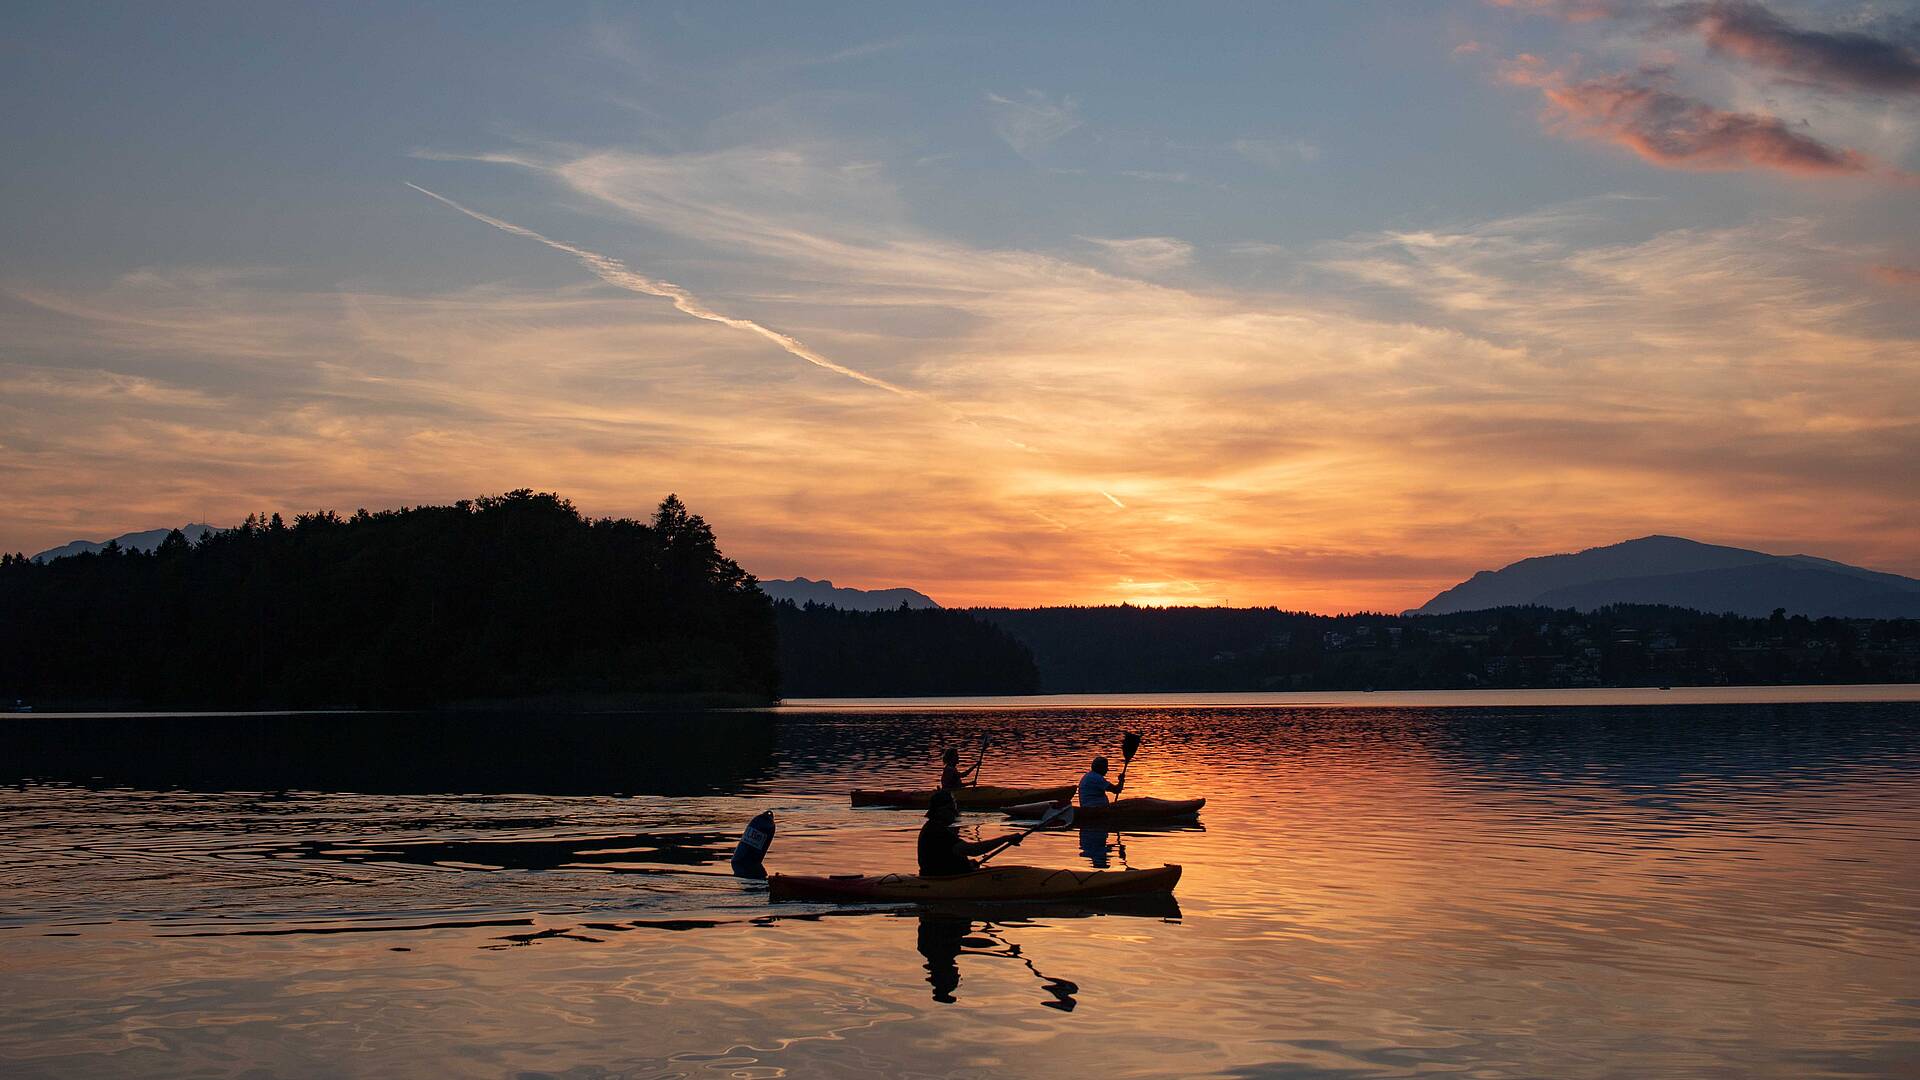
[1121,731,1143,763]
[1039,805,1075,829]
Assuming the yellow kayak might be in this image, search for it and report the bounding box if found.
[768,863,1182,903]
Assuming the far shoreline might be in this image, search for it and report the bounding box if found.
[10,682,1919,719]
[775,683,1920,711]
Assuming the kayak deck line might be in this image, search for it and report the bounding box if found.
[1004,796,1206,825]
[767,863,1183,903]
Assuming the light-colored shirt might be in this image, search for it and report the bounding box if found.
[1079,771,1119,807]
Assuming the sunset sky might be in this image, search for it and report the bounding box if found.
[3,1,1916,611]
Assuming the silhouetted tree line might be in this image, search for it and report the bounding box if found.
[774,601,1041,696]
[975,604,1920,692]
[0,491,779,708]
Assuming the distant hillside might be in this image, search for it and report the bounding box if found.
[760,576,939,611]
[33,523,220,563]
[1415,536,1920,618]
[774,602,1036,695]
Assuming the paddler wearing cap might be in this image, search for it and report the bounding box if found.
[918,789,1028,876]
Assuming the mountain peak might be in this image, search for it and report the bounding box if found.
[1413,535,1920,618]
[759,577,939,611]
[31,523,220,563]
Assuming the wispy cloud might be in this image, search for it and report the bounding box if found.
[406,182,928,403]
[1871,264,1920,286]
[1077,235,1194,273]
[986,90,1082,157]
[1232,136,1322,169]
[10,145,1917,606]
[810,37,912,67]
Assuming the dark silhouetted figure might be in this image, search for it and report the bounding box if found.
[940,746,980,790]
[917,789,1025,876]
[1079,755,1124,807]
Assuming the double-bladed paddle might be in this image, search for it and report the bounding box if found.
[978,803,1075,865]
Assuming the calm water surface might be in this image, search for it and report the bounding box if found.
[3,701,1918,1078]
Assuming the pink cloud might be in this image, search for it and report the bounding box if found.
[1503,61,1877,177]
[1870,264,1920,287]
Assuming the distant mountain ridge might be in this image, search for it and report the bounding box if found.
[1414,535,1920,618]
[31,524,220,563]
[760,577,940,611]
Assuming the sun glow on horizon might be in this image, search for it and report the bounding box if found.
[1,4,1915,612]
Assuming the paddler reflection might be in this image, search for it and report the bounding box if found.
[1079,827,1115,868]
[916,914,1078,1011]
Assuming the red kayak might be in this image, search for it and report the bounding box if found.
[769,864,1182,903]
[850,784,1075,810]
[1004,797,1206,826]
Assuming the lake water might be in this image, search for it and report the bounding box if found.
[4,695,1919,1078]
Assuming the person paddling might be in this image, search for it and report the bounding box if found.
[940,746,981,790]
[1079,755,1125,808]
[918,790,1025,876]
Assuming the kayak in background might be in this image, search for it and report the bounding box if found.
[1005,797,1206,826]
[850,784,1075,810]
[769,863,1182,903]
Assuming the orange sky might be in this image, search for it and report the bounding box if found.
[2,3,1916,612]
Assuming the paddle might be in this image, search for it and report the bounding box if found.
[1112,731,1144,868]
[978,803,1075,866]
[971,735,989,787]
[974,925,1079,1012]
[1114,731,1144,800]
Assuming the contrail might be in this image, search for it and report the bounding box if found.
[1101,490,1127,509]
[406,182,928,404]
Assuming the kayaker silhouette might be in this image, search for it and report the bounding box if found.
[918,789,1026,875]
[1079,755,1125,807]
[940,746,980,790]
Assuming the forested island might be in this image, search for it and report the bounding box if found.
[0,491,778,708]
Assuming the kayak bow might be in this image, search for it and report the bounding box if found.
[768,863,1182,903]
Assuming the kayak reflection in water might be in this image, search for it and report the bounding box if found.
[916,914,1079,1011]
[918,789,1027,875]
